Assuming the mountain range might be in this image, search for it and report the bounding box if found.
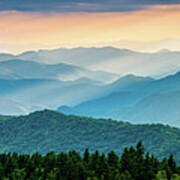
[0,59,119,115]
[1,47,180,128]
[58,72,180,127]
[0,59,119,82]
[0,77,105,115]
[2,47,180,78]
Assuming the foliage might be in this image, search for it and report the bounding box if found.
[0,110,180,163]
[0,142,179,179]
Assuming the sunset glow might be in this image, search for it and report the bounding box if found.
[1,4,180,53]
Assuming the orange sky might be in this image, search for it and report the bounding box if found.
[1,5,180,54]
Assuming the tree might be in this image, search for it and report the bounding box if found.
[155,170,168,180]
[84,148,90,164]
[171,174,180,180]
[168,155,176,172]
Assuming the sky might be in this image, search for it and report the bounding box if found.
[1,0,180,54]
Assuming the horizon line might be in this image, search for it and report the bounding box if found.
[0,45,176,56]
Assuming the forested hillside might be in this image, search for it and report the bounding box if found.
[1,110,180,163]
[0,142,179,180]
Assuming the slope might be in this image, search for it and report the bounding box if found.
[58,72,180,127]
[15,47,180,78]
[1,110,180,162]
[0,59,119,83]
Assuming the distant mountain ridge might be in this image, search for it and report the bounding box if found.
[0,53,14,61]
[1,47,180,126]
[0,70,153,115]
[0,59,119,82]
[58,71,180,127]
[1,47,180,78]
[0,77,105,115]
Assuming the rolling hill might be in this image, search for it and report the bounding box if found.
[1,110,180,163]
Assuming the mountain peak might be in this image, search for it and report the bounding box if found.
[112,74,153,85]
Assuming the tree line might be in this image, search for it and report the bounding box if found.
[0,142,179,180]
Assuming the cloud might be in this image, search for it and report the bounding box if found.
[1,7,180,54]
[0,0,180,13]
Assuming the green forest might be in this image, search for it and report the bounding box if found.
[0,142,179,180]
[1,110,180,162]
[1,110,180,179]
